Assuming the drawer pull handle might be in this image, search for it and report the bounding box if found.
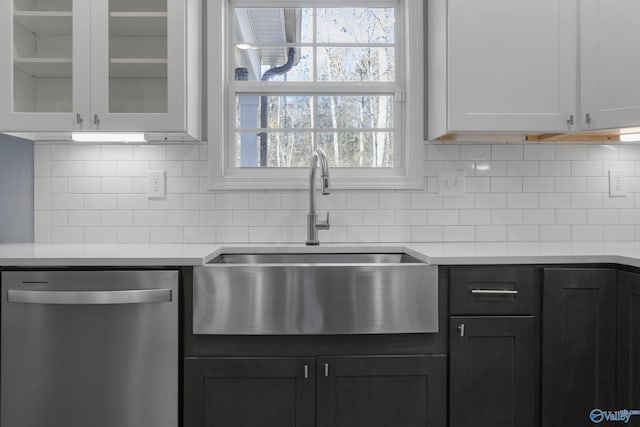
[458,323,465,337]
[304,365,309,379]
[471,289,518,295]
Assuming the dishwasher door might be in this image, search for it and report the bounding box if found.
[1,270,178,427]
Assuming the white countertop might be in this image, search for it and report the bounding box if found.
[2,241,640,267]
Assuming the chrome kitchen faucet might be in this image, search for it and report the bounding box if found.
[306,149,330,245]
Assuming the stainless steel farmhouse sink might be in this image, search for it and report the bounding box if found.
[193,252,438,335]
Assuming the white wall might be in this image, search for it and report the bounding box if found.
[34,139,640,244]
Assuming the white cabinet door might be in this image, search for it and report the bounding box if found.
[580,0,640,131]
[446,0,577,134]
[0,0,91,132]
[89,0,189,133]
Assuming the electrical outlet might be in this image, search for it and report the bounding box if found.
[147,170,166,199]
[609,169,626,197]
[438,169,465,196]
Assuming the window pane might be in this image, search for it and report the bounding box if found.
[316,8,395,44]
[235,132,313,168]
[317,47,395,82]
[236,95,313,129]
[318,132,394,168]
[316,95,394,129]
[234,8,313,44]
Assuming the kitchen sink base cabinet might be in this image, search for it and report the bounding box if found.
[184,355,446,427]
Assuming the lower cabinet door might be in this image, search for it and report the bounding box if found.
[316,355,446,427]
[449,316,538,427]
[184,357,316,427]
[542,268,616,427]
[617,270,640,424]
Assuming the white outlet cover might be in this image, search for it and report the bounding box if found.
[609,169,626,197]
[438,169,465,196]
[147,170,166,199]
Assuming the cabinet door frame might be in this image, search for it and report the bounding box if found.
[184,356,316,427]
[316,355,446,427]
[0,0,91,132]
[617,270,640,412]
[449,316,538,427]
[89,0,187,132]
[580,0,640,130]
[446,0,577,133]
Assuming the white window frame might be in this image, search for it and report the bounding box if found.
[207,0,424,190]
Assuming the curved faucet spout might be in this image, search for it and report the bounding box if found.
[307,149,331,245]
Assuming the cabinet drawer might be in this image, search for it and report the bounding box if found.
[450,267,538,315]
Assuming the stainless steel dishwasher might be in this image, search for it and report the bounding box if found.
[1,270,178,427]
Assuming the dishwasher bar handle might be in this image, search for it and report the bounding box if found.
[471,289,518,295]
[7,289,172,305]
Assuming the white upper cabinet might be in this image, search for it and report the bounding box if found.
[580,0,640,131]
[0,0,200,140]
[429,0,640,139]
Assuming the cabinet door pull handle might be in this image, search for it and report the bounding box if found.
[94,114,100,127]
[304,365,309,379]
[76,113,83,125]
[566,114,574,126]
[458,323,465,337]
[471,289,518,295]
[324,363,329,377]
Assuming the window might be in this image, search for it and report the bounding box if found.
[208,0,424,190]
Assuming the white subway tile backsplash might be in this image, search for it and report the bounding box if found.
[571,161,603,177]
[68,177,101,193]
[51,194,84,210]
[540,225,571,241]
[68,145,100,161]
[540,161,571,176]
[492,145,523,160]
[524,144,555,160]
[555,177,587,193]
[587,145,619,160]
[491,209,523,225]
[150,227,184,243]
[491,177,522,193]
[101,146,133,161]
[233,210,266,226]
[523,177,554,193]
[476,226,507,242]
[34,141,640,244]
[460,145,491,160]
[523,209,555,225]
[83,161,117,177]
[133,145,166,161]
[380,226,412,242]
[556,144,587,160]
[84,194,117,210]
[508,161,539,176]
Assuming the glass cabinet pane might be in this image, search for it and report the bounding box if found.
[13,0,73,113]
[108,0,168,114]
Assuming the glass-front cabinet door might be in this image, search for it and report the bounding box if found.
[0,0,90,131]
[90,0,186,132]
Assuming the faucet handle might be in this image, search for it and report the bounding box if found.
[316,212,330,230]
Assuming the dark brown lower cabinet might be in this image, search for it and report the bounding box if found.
[316,355,446,427]
[618,270,640,425]
[184,357,316,427]
[542,268,617,427]
[184,355,446,427]
[449,316,537,427]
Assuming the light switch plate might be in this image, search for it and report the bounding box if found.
[147,170,166,199]
[609,169,626,197]
[438,169,465,196]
